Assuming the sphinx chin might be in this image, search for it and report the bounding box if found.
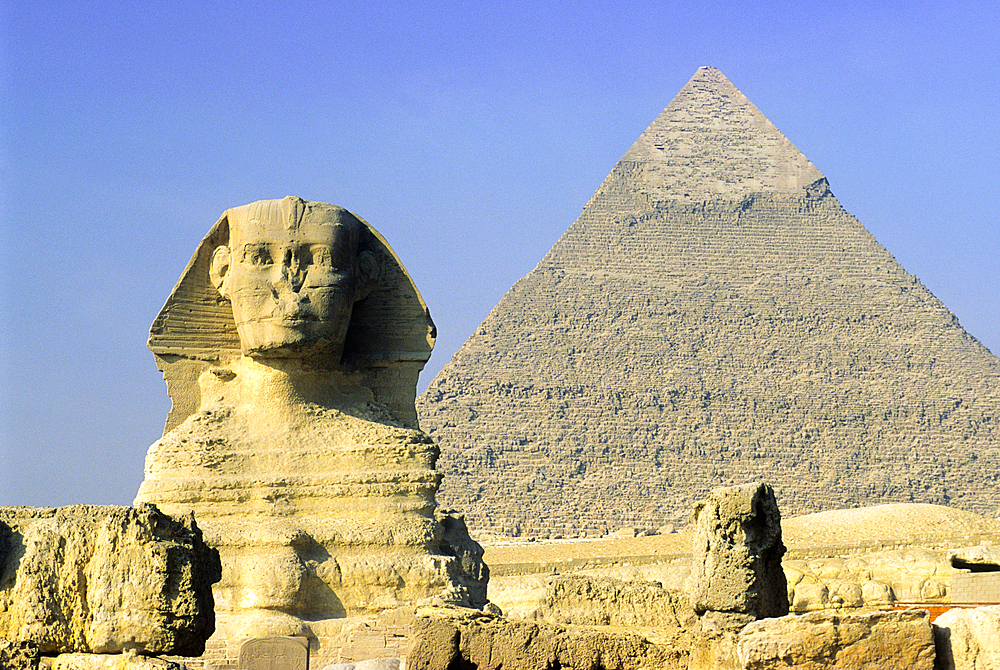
[244,338,336,359]
[239,324,344,360]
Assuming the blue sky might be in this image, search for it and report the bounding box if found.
[2,1,998,506]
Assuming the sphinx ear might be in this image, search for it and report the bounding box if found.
[354,250,380,301]
[210,245,232,298]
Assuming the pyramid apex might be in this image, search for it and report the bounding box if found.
[688,65,737,87]
[616,68,824,200]
[418,67,1000,539]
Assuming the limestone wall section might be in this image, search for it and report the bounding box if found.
[951,573,1000,603]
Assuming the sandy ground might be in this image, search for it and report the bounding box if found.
[481,503,1000,569]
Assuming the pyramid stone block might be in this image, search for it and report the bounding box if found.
[416,67,1000,538]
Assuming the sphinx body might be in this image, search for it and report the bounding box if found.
[135,197,486,639]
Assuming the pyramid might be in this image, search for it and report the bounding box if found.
[417,67,1000,538]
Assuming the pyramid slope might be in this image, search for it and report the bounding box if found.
[417,68,1000,538]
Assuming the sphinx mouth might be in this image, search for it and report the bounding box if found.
[276,314,317,325]
[250,311,318,328]
[270,301,319,323]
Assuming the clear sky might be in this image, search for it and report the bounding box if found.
[2,1,997,506]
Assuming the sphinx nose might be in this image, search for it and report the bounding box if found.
[280,250,305,292]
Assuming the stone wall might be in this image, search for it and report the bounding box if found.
[951,572,1000,603]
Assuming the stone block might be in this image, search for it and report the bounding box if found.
[736,609,935,669]
[407,607,687,670]
[45,653,184,669]
[238,637,309,670]
[933,605,1000,670]
[538,575,696,629]
[948,546,1000,571]
[688,482,788,620]
[0,504,220,656]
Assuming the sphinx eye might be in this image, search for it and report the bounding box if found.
[309,245,333,268]
[242,244,273,267]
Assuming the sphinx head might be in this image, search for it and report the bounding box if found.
[208,197,379,360]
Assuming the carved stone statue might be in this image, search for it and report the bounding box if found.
[136,197,486,642]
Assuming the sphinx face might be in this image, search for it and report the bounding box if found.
[219,215,360,359]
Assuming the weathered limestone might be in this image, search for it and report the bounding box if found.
[0,505,219,656]
[135,197,487,644]
[949,546,1000,571]
[934,605,1000,670]
[736,609,935,670]
[239,636,308,670]
[322,660,402,670]
[45,653,184,669]
[488,546,961,621]
[478,507,1000,667]
[778,505,996,611]
[407,607,689,670]
[688,483,788,625]
[784,547,959,611]
[417,65,1000,538]
[485,504,1000,625]
[545,575,694,629]
[0,639,39,670]
[951,572,1000,604]
[534,575,695,629]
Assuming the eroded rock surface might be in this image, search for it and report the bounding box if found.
[45,653,184,669]
[688,482,788,622]
[785,547,959,611]
[407,607,689,670]
[0,505,219,656]
[949,546,1000,571]
[0,639,39,670]
[535,575,695,629]
[737,609,935,670]
[934,605,1000,670]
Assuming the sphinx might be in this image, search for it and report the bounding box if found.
[136,196,486,640]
